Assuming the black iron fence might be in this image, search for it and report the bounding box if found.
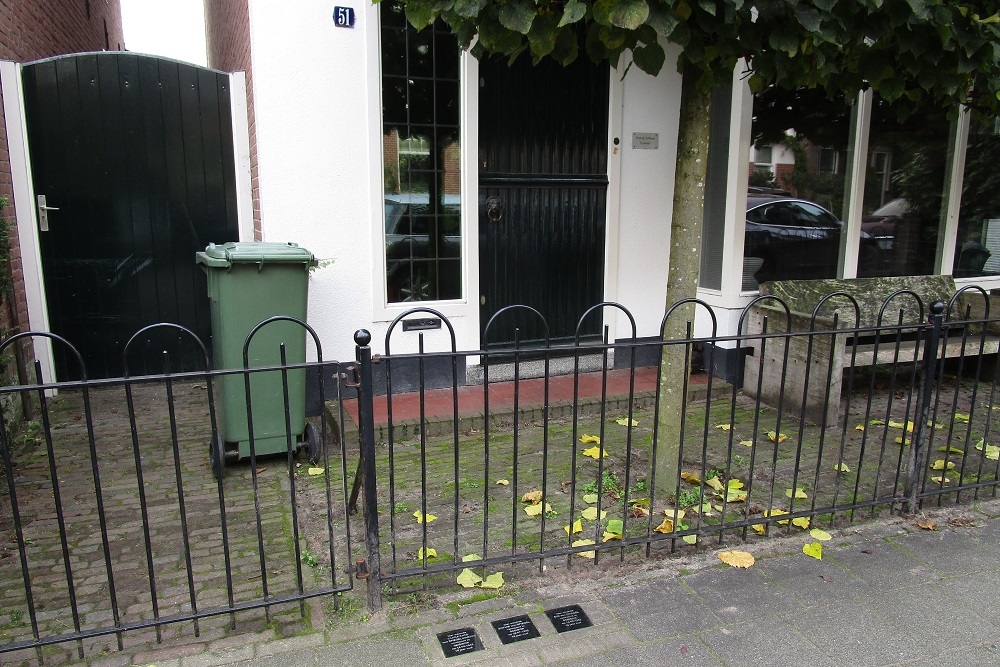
[2,289,1000,662]
[0,320,355,665]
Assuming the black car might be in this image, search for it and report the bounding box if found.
[745,194,880,285]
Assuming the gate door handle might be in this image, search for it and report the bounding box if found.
[486,196,503,223]
[37,194,59,232]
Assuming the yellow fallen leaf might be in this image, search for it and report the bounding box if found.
[791,517,811,529]
[615,417,638,427]
[583,493,599,504]
[480,572,505,589]
[765,508,790,525]
[930,459,956,471]
[582,445,608,459]
[602,531,621,542]
[939,446,964,455]
[682,535,698,545]
[954,413,971,423]
[931,476,953,484]
[716,423,733,431]
[869,418,885,426]
[581,507,607,521]
[461,554,482,562]
[705,476,725,493]
[662,508,686,521]
[726,490,748,503]
[802,542,823,560]
[680,471,702,484]
[728,479,745,490]
[417,547,437,559]
[564,519,584,535]
[653,517,675,534]
[975,439,1000,460]
[579,434,601,444]
[496,479,510,486]
[785,487,808,499]
[738,439,754,447]
[457,568,482,588]
[767,431,788,443]
[524,503,553,517]
[572,539,596,558]
[895,436,911,446]
[916,517,937,531]
[854,423,866,431]
[809,529,832,541]
[413,511,437,524]
[888,420,916,432]
[522,490,543,504]
[833,463,851,472]
[717,550,755,569]
[307,467,325,476]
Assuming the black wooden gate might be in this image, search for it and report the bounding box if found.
[20,53,240,379]
[479,55,610,346]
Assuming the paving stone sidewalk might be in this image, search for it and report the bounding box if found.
[64,499,1000,667]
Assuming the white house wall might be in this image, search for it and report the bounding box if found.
[612,44,683,340]
[245,3,689,360]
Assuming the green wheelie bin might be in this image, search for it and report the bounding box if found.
[196,242,319,477]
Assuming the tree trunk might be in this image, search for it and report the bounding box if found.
[654,66,714,497]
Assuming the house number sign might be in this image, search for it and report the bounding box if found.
[333,6,355,27]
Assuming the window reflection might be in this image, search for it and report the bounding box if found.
[954,111,1000,278]
[381,1,461,302]
[744,88,851,288]
[858,100,948,277]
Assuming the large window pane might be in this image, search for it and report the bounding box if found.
[858,100,948,277]
[381,1,462,302]
[954,111,1000,278]
[744,88,851,288]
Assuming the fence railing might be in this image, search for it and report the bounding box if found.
[1,290,999,662]
[0,321,355,665]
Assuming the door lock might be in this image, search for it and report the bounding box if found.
[37,194,59,232]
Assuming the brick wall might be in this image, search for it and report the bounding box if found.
[204,0,260,239]
[0,1,123,393]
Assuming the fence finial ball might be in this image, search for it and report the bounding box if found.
[354,329,372,346]
[930,301,946,316]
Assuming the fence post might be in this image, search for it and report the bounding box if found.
[905,301,945,514]
[354,329,382,612]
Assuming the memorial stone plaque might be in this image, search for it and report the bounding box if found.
[437,627,483,657]
[545,605,593,633]
[491,614,541,644]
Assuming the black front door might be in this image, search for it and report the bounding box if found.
[479,55,609,347]
[21,53,240,379]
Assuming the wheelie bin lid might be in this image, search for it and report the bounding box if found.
[196,242,317,269]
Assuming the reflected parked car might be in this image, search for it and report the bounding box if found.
[745,193,880,284]
[385,193,461,301]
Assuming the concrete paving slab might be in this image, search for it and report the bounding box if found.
[782,602,922,667]
[698,617,834,667]
[546,637,723,666]
[681,564,806,622]
[860,583,999,646]
[827,536,941,590]
[755,550,868,606]
[598,578,721,641]
[887,527,1000,575]
[930,568,1000,623]
[314,635,427,666]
